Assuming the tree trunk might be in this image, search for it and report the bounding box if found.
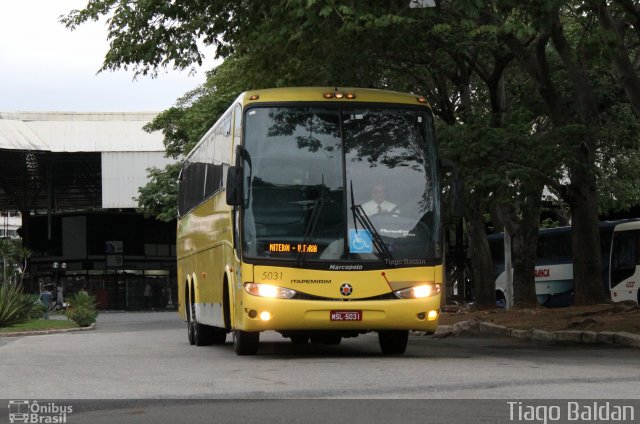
[510,217,540,308]
[567,166,607,305]
[496,184,543,309]
[466,205,495,308]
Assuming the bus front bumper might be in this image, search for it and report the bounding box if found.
[236,295,441,332]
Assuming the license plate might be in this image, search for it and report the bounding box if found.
[330,310,362,321]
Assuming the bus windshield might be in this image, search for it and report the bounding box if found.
[241,104,440,267]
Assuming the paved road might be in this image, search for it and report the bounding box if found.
[1,312,639,401]
[0,312,640,399]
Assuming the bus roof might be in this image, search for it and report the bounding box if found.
[612,219,640,232]
[236,87,431,107]
[487,218,640,239]
[182,87,432,165]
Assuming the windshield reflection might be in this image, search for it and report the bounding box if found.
[242,105,440,266]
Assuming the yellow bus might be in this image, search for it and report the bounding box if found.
[177,87,444,355]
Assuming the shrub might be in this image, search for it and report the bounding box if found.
[27,294,47,320]
[0,284,38,327]
[65,292,98,327]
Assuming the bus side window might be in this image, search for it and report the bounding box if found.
[613,233,636,270]
[611,231,640,288]
[233,104,242,152]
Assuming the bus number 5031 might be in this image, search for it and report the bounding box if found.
[262,272,283,281]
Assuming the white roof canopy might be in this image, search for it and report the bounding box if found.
[0,112,164,152]
[0,111,174,210]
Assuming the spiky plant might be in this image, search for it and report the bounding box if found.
[0,284,37,327]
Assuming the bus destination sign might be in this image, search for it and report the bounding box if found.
[266,242,319,254]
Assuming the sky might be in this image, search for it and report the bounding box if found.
[0,0,215,112]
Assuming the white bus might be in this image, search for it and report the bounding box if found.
[488,220,640,307]
[610,220,640,304]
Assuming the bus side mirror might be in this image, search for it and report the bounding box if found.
[226,166,243,206]
[440,158,464,218]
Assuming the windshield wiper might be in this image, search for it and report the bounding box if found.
[296,179,327,266]
[349,180,394,263]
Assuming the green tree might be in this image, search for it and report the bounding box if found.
[62,0,546,307]
[13,245,31,286]
[136,162,181,222]
[63,0,640,307]
[490,1,640,304]
[0,239,32,285]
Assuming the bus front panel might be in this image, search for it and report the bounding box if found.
[233,264,442,332]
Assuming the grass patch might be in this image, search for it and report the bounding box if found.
[0,319,79,334]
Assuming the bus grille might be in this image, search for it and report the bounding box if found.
[292,292,397,301]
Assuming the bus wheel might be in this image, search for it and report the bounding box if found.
[187,303,196,345]
[190,303,212,347]
[191,316,206,346]
[187,319,195,345]
[378,330,409,355]
[187,318,195,346]
[233,330,259,355]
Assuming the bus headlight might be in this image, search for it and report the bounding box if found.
[394,284,441,299]
[244,283,297,299]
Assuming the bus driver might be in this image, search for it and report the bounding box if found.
[362,183,397,216]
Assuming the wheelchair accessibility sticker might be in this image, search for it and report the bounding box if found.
[349,229,373,253]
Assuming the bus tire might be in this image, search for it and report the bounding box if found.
[378,330,409,355]
[187,317,195,345]
[191,319,204,346]
[189,301,214,347]
[233,330,259,355]
[186,285,195,345]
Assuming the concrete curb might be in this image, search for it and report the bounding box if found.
[433,320,640,348]
[0,323,96,337]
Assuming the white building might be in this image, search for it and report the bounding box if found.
[0,111,174,210]
[1,210,20,239]
[0,111,177,309]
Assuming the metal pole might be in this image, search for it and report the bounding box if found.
[504,229,514,309]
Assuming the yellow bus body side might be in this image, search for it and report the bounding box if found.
[177,193,236,327]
